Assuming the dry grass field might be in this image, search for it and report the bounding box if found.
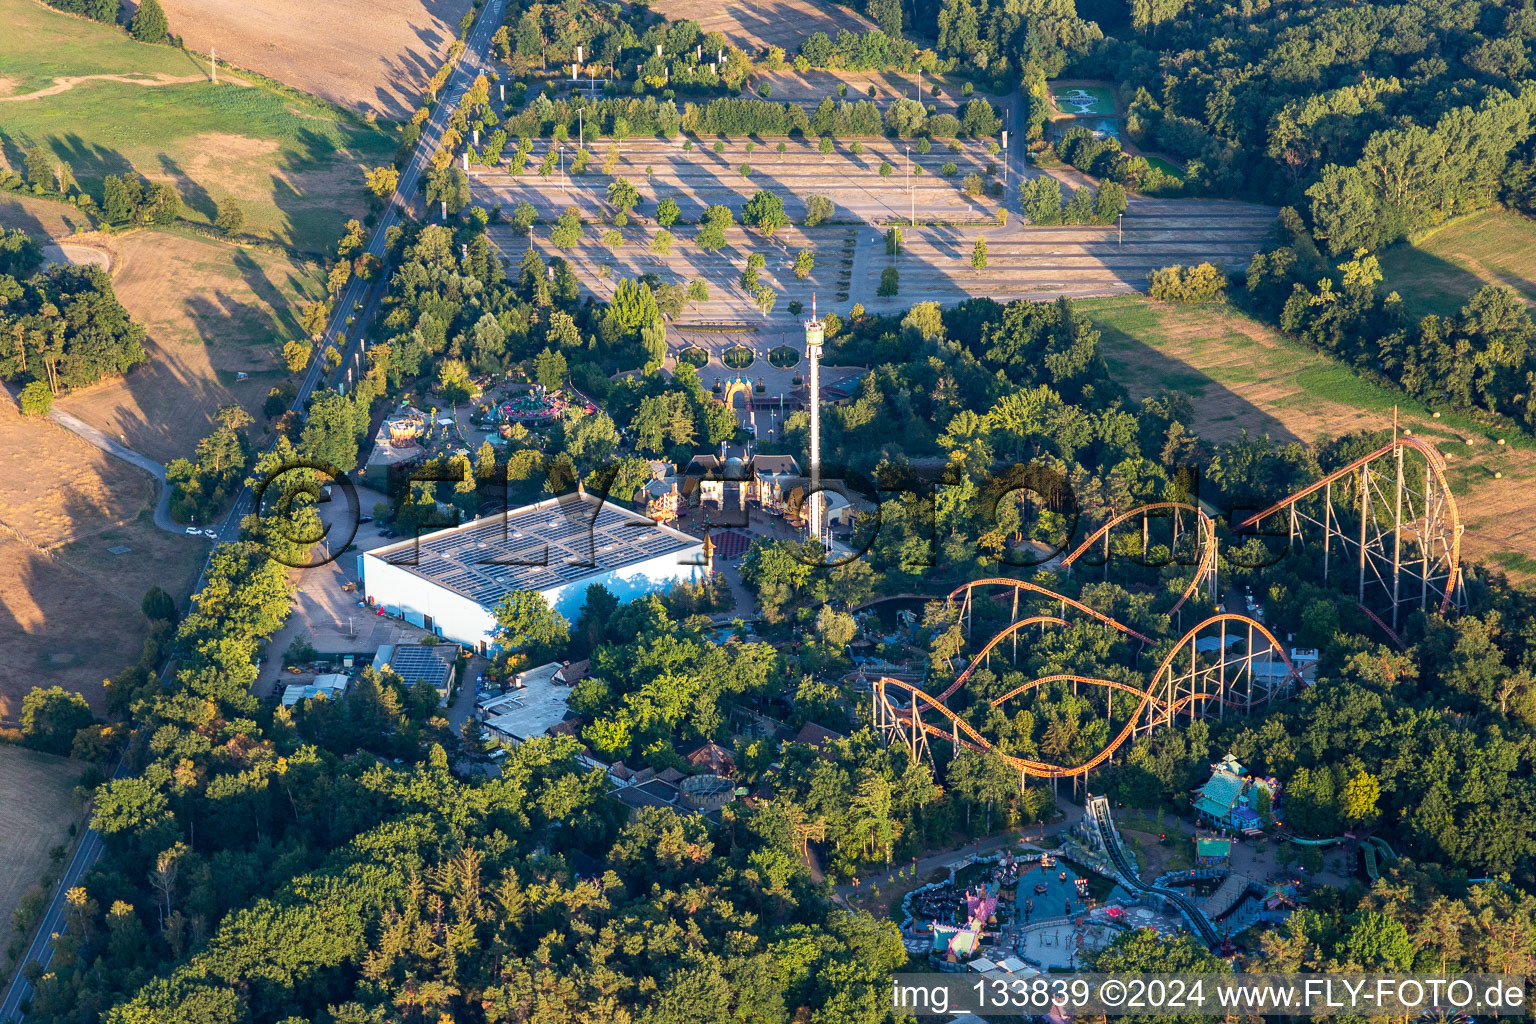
[649,0,875,54]
[1083,294,1536,582]
[1378,207,1536,319]
[0,400,203,714]
[157,0,475,119]
[54,229,325,465]
[0,745,84,978]
[0,193,93,237]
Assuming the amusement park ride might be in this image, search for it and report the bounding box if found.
[872,434,1466,795]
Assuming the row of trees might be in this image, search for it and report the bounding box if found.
[1020,175,1127,225]
[495,91,1002,142]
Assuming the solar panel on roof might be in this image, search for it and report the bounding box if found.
[369,497,696,606]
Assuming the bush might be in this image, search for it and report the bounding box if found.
[130,0,169,42]
[18,381,52,416]
[940,161,958,176]
[1147,263,1227,303]
[803,194,834,227]
[962,173,984,196]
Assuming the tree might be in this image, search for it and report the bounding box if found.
[878,266,899,296]
[971,236,988,273]
[141,585,178,623]
[550,207,582,248]
[21,687,93,755]
[425,166,469,214]
[803,194,834,227]
[25,146,56,190]
[215,197,245,236]
[493,591,570,659]
[657,197,680,227]
[607,177,641,215]
[754,285,777,314]
[18,381,52,415]
[819,136,834,160]
[741,252,766,290]
[299,389,359,473]
[364,166,400,202]
[280,340,310,374]
[510,200,537,236]
[961,97,1001,138]
[695,204,733,251]
[298,300,330,339]
[793,249,814,280]
[961,172,984,197]
[1341,769,1381,825]
[650,229,674,255]
[533,347,568,390]
[687,279,709,310]
[130,0,169,42]
[743,191,788,235]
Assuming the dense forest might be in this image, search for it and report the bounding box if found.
[0,232,149,393]
[1067,0,1536,249]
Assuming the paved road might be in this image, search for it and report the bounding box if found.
[45,407,181,534]
[0,2,509,1019]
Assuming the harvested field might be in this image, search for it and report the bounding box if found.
[0,745,85,982]
[54,229,325,465]
[0,193,93,238]
[0,400,203,711]
[649,0,875,54]
[1378,208,1536,319]
[1082,294,1536,583]
[0,0,394,253]
[158,0,475,119]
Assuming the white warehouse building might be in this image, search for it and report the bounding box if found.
[360,490,706,652]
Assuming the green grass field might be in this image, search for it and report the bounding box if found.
[1377,208,1536,319]
[0,0,199,93]
[0,0,394,252]
[1144,155,1184,180]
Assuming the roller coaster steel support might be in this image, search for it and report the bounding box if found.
[1239,436,1464,624]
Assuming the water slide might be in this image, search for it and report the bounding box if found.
[1086,797,1222,947]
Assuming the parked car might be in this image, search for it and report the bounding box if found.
[358,515,373,524]
[202,529,220,539]
[184,526,200,536]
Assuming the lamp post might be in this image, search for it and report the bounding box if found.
[907,145,915,226]
[1118,212,1123,245]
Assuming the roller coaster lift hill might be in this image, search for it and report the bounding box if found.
[869,436,1463,796]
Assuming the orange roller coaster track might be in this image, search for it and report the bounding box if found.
[945,578,1156,645]
[874,613,1299,780]
[933,615,1068,702]
[1235,435,1464,626]
[1059,502,1218,616]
